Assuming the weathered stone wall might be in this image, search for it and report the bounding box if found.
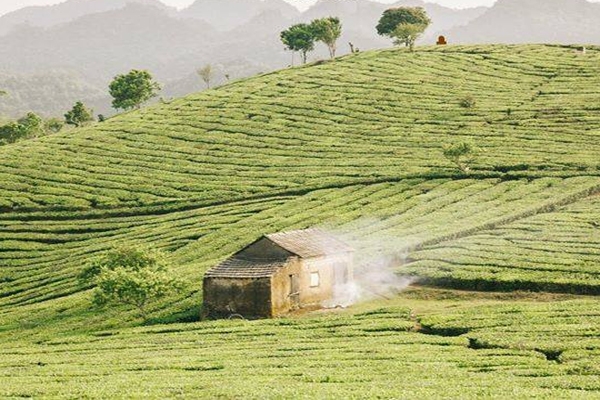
[203,277,272,319]
[271,253,354,315]
[299,256,339,305]
[270,259,303,316]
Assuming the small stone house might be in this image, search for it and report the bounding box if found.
[203,228,354,319]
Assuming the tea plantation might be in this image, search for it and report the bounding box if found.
[1,44,599,398]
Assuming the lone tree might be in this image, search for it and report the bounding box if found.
[197,64,214,89]
[79,247,183,321]
[442,142,477,174]
[109,70,161,111]
[280,23,316,65]
[64,101,94,127]
[376,7,431,51]
[0,90,7,96]
[311,17,342,59]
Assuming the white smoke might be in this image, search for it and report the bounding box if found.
[321,220,419,308]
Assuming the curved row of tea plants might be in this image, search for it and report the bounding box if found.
[1,175,599,335]
[0,45,599,211]
[0,290,598,398]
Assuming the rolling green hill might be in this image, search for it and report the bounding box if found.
[1,44,599,398]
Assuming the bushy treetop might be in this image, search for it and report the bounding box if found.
[376,7,431,37]
[109,70,161,111]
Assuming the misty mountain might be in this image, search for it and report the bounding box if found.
[445,0,600,44]
[180,0,300,31]
[0,4,216,81]
[0,0,174,36]
[0,71,107,118]
[0,0,487,118]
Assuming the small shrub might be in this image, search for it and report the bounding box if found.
[442,142,477,174]
[459,96,476,109]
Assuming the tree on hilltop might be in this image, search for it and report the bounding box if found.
[65,101,94,127]
[311,17,343,59]
[281,23,316,65]
[197,64,214,89]
[109,70,161,111]
[79,247,183,321]
[377,7,431,51]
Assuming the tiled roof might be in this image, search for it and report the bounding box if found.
[204,257,288,279]
[204,229,353,279]
[266,228,353,258]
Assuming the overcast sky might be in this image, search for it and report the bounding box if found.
[1,0,599,16]
[0,0,503,17]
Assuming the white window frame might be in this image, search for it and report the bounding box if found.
[310,271,320,288]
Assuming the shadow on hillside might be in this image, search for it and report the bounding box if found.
[144,304,202,326]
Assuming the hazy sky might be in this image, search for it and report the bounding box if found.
[0,0,502,17]
[1,0,599,16]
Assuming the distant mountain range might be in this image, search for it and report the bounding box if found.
[444,0,600,44]
[0,0,598,118]
[180,0,300,31]
[0,0,176,36]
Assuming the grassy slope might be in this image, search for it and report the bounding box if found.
[1,45,600,210]
[1,44,600,397]
[1,290,599,399]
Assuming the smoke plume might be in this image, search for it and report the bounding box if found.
[321,220,418,308]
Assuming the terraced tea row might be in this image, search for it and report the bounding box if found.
[1,292,598,398]
[1,176,599,335]
[1,45,599,211]
[420,297,600,382]
[408,192,600,293]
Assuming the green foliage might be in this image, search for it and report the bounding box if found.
[459,95,477,109]
[64,101,94,127]
[376,7,431,50]
[392,23,429,51]
[0,112,50,145]
[280,23,316,64]
[442,142,477,173]
[109,70,161,111]
[44,118,64,134]
[197,64,214,89]
[310,17,342,59]
[17,112,44,135]
[80,247,183,320]
[0,121,27,145]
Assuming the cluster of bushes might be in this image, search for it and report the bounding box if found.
[0,112,63,145]
[0,100,95,146]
